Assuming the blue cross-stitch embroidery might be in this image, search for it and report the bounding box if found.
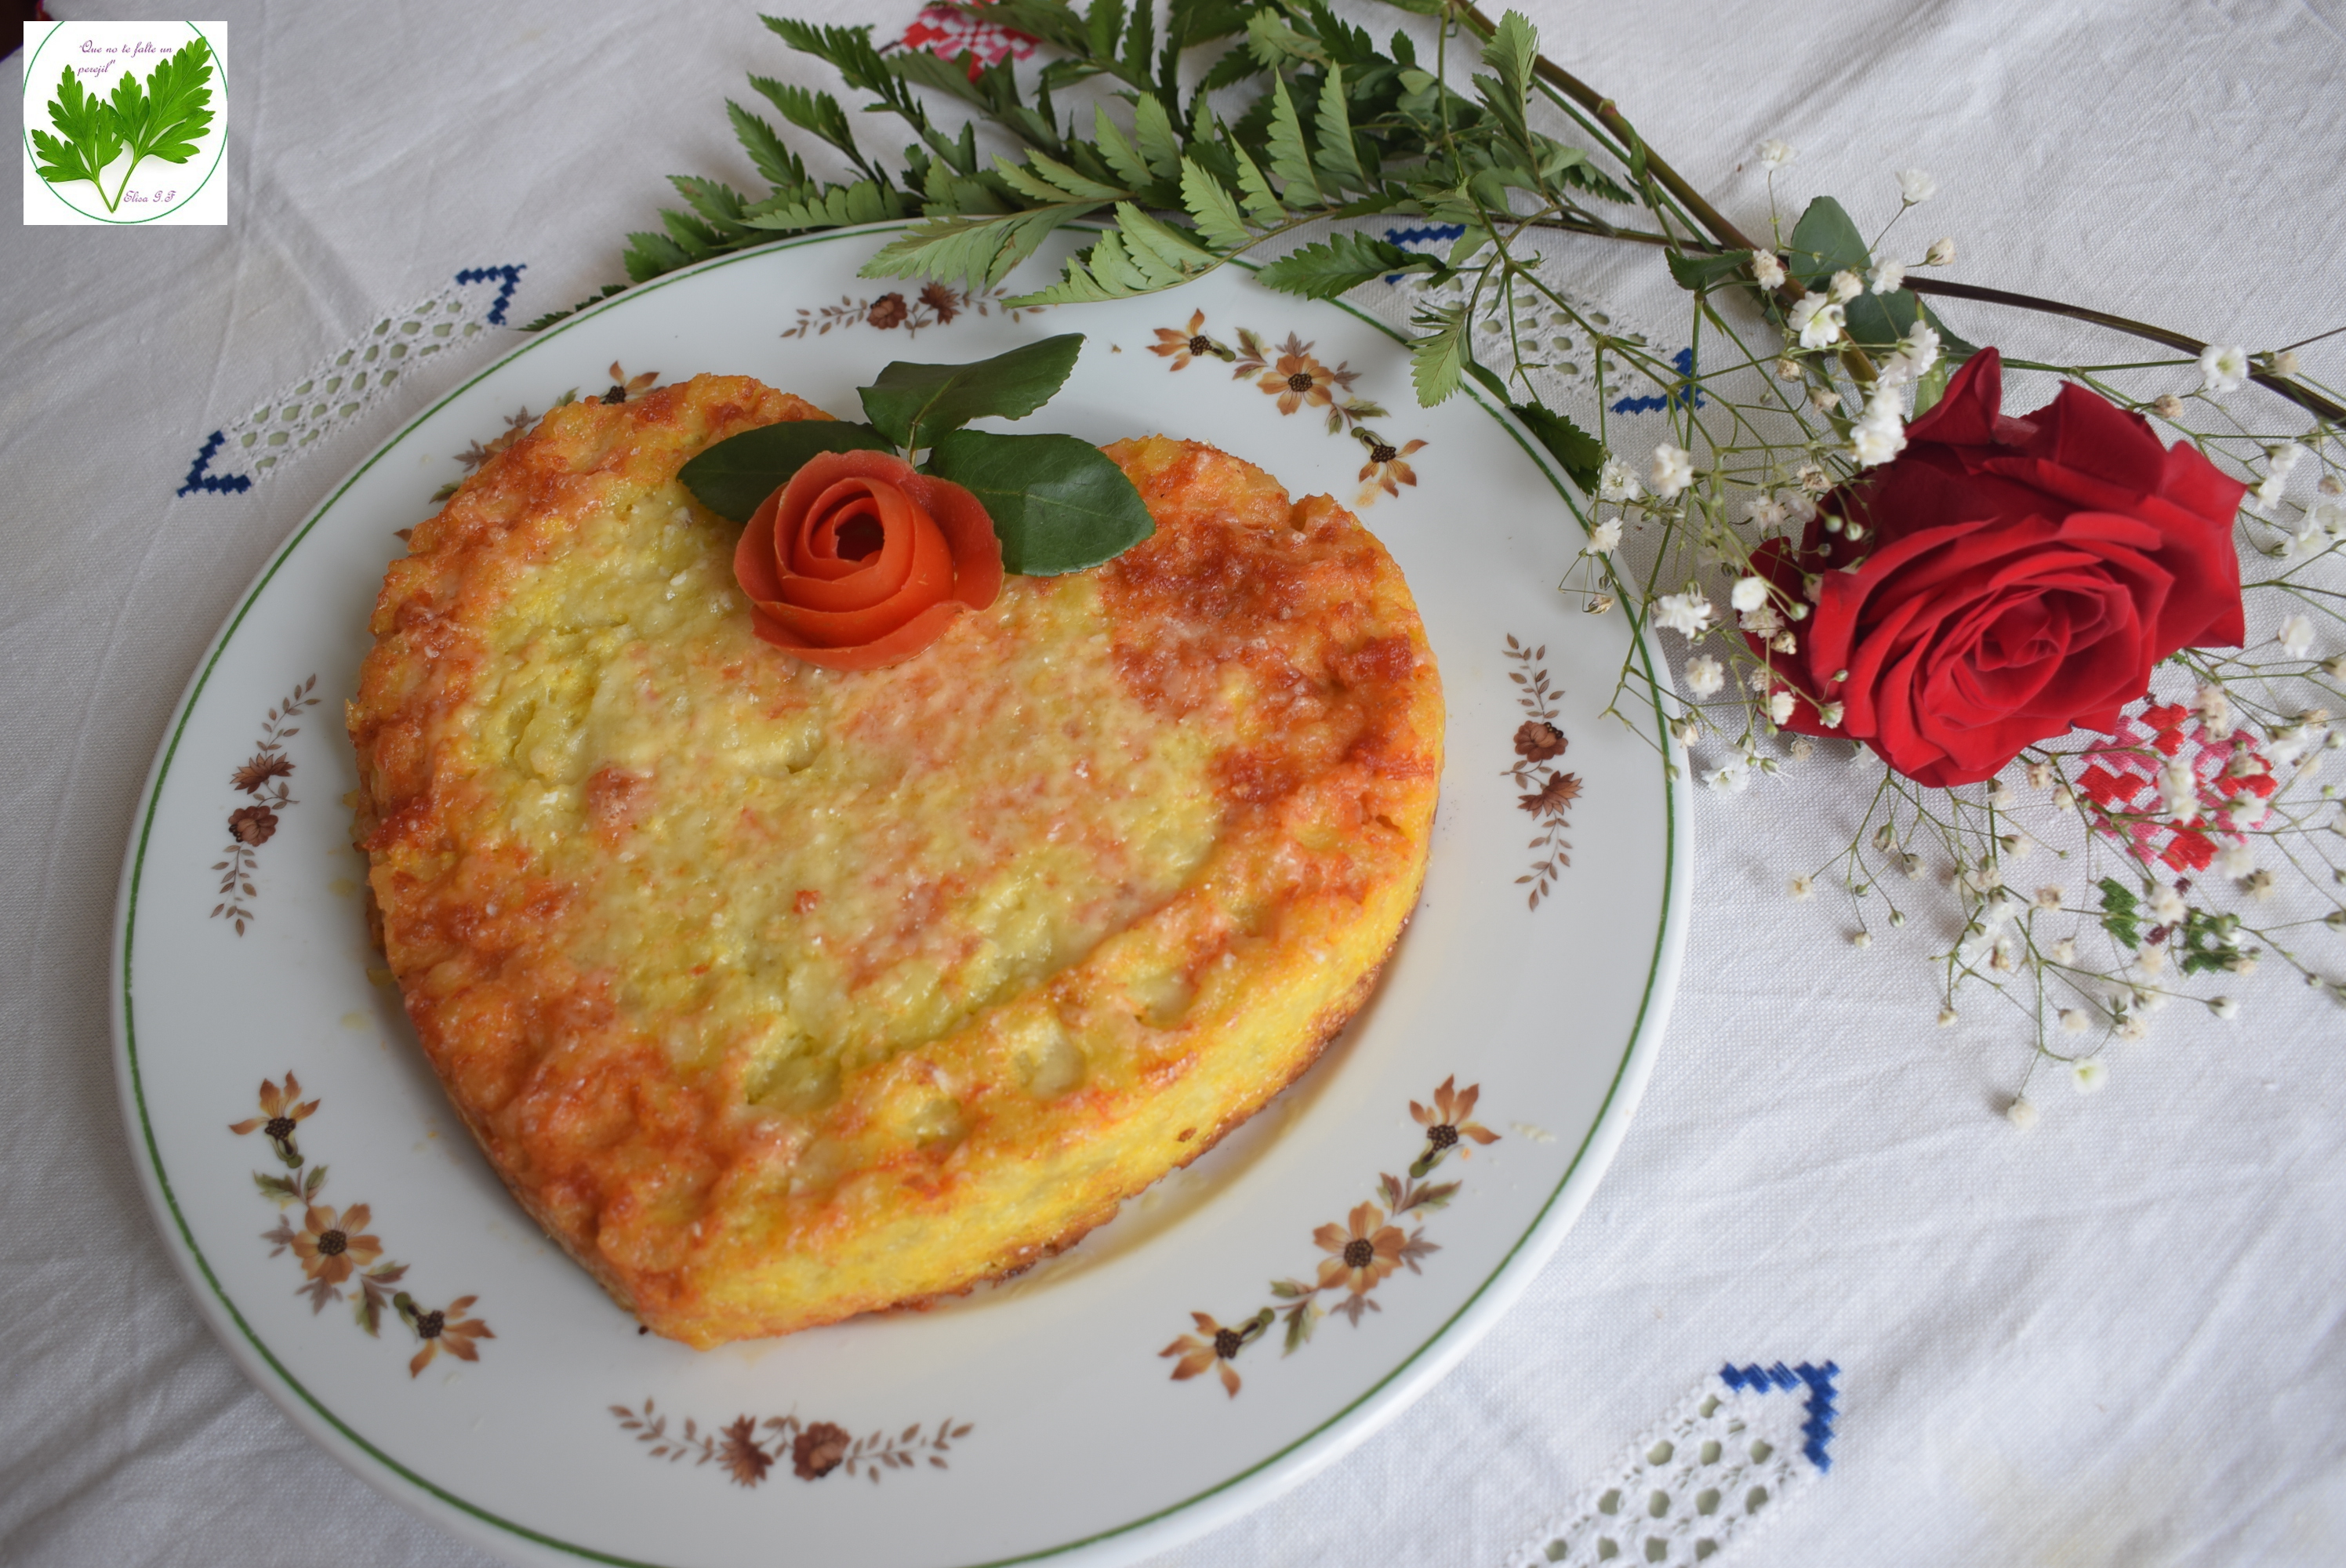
[1382,223,1467,282]
[454,263,527,325]
[1610,347,1706,415]
[1720,1360,1839,1472]
[176,430,252,496]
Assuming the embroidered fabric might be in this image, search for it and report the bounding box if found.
[1505,1364,1839,1568]
[1371,224,1676,423]
[177,264,525,495]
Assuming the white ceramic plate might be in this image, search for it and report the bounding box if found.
[113,224,1688,1568]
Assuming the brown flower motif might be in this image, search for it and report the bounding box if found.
[717,1416,775,1486]
[229,1073,320,1163]
[1259,334,1346,416]
[231,752,293,794]
[289,1203,383,1289]
[1151,309,1227,371]
[793,1421,852,1479]
[1517,771,1582,819]
[866,292,910,330]
[600,362,659,405]
[403,1293,495,1377]
[1160,1310,1264,1397]
[918,281,961,325]
[227,804,278,846]
[1410,1076,1501,1162]
[1313,1203,1406,1297]
[1357,437,1427,497]
[1513,720,1568,764]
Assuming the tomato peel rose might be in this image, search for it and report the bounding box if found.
[734,449,1004,670]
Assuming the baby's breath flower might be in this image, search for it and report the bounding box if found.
[1850,931,1872,949]
[1730,576,1770,614]
[2116,1015,2150,1043]
[2148,884,2187,924]
[2325,654,2346,680]
[2150,393,2184,419]
[2270,349,2303,376]
[1819,700,1846,728]
[2025,760,2054,790]
[2210,996,2239,1019]
[1597,457,1641,503]
[2053,782,2078,811]
[1788,874,1815,901]
[1650,443,1695,500]
[1810,385,1842,413]
[1788,736,1815,760]
[1988,777,2017,811]
[1851,386,1908,467]
[1868,258,1906,294]
[1874,322,1941,389]
[2059,1007,2090,1035]
[2229,953,2260,976]
[1789,292,1846,350]
[2217,843,2256,877]
[2243,869,2278,900]
[2035,885,2063,910]
[1773,356,1802,381]
[2049,936,2077,964]
[2199,343,2250,394]
[1669,716,1701,746]
[1654,590,1714,637]
[2072,1058,2108,1094]
[1703,758,1751,792]
[1752,252,1787,289]
[1923,236,1956,267]
[2194,682,2232,733]
[1585,517,1625,555]
[1757,138,1796,171]
[2003,1095,2038,1130]
[2279,614,2315,658]
[1828,270,1865,305]
[1895,169,1937,204]
[1684,655,1725,697]
[1769,688,1796,725]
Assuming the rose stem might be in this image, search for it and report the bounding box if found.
[1445,0,2344,426]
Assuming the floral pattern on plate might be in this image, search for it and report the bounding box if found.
[209,676,319,934]
[611,1402,974,1487]
[232,1073,496,1376]
[1161,1077,1498,1396]
[1148,308,1427,508]
[1505,635,1583,909]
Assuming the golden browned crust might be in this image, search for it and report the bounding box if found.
[347,379,1442,1346]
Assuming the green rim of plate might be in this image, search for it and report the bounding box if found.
[116,221,1685,1568]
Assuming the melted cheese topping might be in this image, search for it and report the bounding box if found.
[474,491,1223,1105]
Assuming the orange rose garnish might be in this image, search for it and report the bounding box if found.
[733,449,1004,670]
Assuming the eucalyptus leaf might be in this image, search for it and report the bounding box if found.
[677,420,896,521]
[1665,248,1754,293]
[926,428,1154,575]
[859,333,1087,449]
[1841,286,1920,351]
[1785,195,1870,289]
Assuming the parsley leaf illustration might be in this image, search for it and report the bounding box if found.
[111,38,216,169]
[29,67,124,201]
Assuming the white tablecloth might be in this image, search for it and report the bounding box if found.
[7,3,2344,1563]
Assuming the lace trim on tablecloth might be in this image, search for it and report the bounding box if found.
[176,263,525,496]
[1505,1363,1839,1568]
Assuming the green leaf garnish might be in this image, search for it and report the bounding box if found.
[858,333,1086,450]
[111,38,216,166]
[677,420,897,521]
[1785,195,1869,290]
[927,428,1156,575]
[1256,232,1436,299]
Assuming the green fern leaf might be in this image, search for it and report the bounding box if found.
[725,101,805,191]
[1230,141,1288,227]
[1093,105,1155,191]
[1179,157,1253,251]
[1265,76,1323,204]
[1114,202,1216,278]
[1410,304,1469,406]
[1131,93,1183,180]
[1313,64,1367,191]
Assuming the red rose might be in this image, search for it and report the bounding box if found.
[734,448,1003,671]
[1748,348,2245,786]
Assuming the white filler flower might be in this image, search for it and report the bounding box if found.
[1752,252,1788,289]
[1896,168,1937,204]
[1654,590,1715,637]
[1757,139,1796,171]
[2279,613,2315,658]
[1684,655,1726,697]
[1650,443,1695,499]
[1583,517,1624,556]
[2199,343,2250,395]
[1730,576,1770,613]
[1789,293,1846,350]
[1596,456,1642,503]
